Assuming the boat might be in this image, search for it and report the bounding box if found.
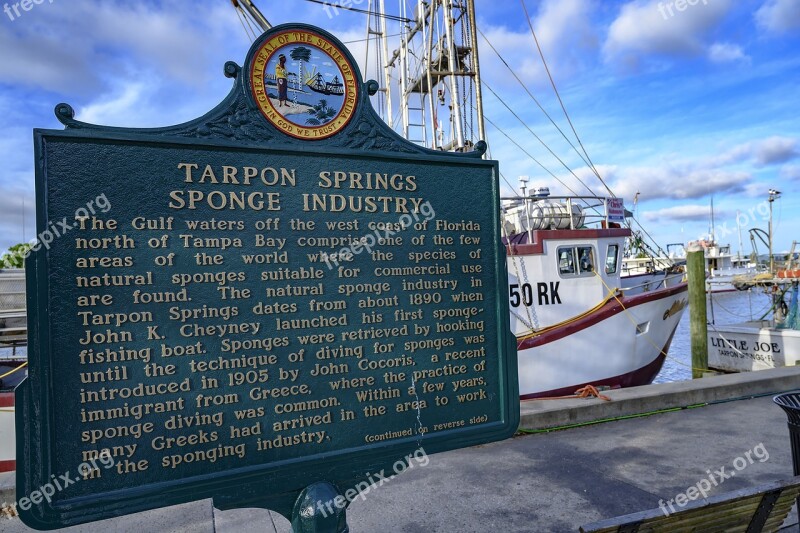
[707,282,800,372]
[684,200,768,293]
[620,241,685,293]
[707,190,799,372]
[306,73,345,96]
[681,239,764,293]
[502,194,687,396]
[0,268,27,473]
[232,1,690,397]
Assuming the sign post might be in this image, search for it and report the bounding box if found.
[17,24,517,530]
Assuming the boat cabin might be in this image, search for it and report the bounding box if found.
[502,195,629,335]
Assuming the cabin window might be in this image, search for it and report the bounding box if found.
[557,246,595,277]
[558,247,575,275]
[606,244,619,274]
[577,246,595,274]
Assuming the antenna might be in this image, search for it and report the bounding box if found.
[518,175,528,197]
[518,176,532,240]
[710,195,715,242]
[736,209,744,261]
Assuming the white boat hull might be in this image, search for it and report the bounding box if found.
[621,271,685,294]
[516,284,688,397]
[708,322,800,372]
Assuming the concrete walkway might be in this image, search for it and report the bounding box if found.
[520,365,800,430]
[3,383,800,531]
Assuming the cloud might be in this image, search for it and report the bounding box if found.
[603,166,751,201]
[0,22,101,95]
[754,136,799,164]
[0,1,246,98]
[780,164,800,180]
[708,42,749,63]
[709,136,799,166]
[479,0,598,86]
[603,0,733,68]
[643,204,714,222]
[529,0,599,77]
[741,182,772,198]
[77,82,153,126]
[755,0,800,34]
[591,136,797,204]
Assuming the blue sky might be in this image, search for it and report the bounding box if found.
[1,0,798,254]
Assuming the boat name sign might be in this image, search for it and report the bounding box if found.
[606,198,625,224]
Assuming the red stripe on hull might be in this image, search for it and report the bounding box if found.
[520,334,676,400]
[0,392,14,408]
[0,459,15,473]
[517,283,688,350]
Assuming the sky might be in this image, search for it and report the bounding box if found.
[0,0,798,255]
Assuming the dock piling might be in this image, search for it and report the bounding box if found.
[687,242,708,378]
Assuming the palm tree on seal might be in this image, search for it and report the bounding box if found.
[290,46,312,93]
[306,99,337,125]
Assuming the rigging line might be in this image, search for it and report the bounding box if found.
[519,0,615,197]
[375,24,384,117]
[628,215,670,258]
[342,32,403,44]
[392,106,403,133]
[476,27,597,178]
[625,202,670,258]
[498,170,522,198]
[484,114,605,219]
[233,3,261,40]
[483,114,586,201]
[482,80,599,199]
[234,7,256,42]
[302,0,412,22]
[243,10,262,39]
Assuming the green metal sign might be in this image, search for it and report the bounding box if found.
[17,23,517,530]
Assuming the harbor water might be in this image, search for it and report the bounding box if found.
[655,288,776,383]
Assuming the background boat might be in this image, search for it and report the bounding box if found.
[706,191,800,373]
[0,268,26,473]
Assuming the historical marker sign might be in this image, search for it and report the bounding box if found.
[17,24,517,529]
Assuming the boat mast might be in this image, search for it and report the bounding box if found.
[466,0,485,144]
[397,2,414,141]
[442,0,464,148]
[378,0,393,128]
[383,0,483,150]
[736,209,744,262]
